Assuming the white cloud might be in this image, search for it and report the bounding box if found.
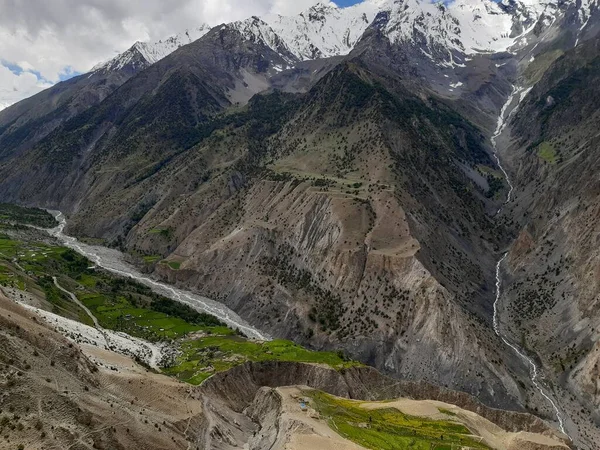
[0,0,343,110]
[269,0,337,15]
[0,64,52,111]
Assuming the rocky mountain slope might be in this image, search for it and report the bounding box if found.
[0,0,599,447]
[0,40,528,409]
[496,35,600,448]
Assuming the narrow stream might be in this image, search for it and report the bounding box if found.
[46,210,270,341]
[490,88,568,436]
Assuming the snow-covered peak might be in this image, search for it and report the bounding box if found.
[235,0,574,64]
[263,1,381,60]
[92,24,211,73]
[377,0,519,56]
[228,16,299,64]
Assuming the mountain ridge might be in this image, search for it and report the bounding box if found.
[87,0,599,80]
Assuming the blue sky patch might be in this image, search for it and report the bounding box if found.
[336,0,363,6]
[1,59,79,84]
[59,66,81,81]
[1,60,25,76]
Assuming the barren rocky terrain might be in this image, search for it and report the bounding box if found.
[0,294,205,450]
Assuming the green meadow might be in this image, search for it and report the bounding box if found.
[164,336,359,385]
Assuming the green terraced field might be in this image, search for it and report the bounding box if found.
[307,391,490,450]
[164,337,360,385]
[142,255,162,264]
[167,261,181,270]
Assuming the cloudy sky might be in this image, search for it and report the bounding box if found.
[0,0,362,110]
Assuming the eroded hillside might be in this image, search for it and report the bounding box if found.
[0,1,598,447]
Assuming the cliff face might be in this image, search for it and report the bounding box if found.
[201,361,550,433]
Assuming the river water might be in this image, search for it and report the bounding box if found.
[490,88,568,437]
[46,210,270,341]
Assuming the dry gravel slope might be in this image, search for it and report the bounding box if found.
[0,293,204,450]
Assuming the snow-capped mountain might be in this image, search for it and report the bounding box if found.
[383,0,516,55]
[91,0,598,76]
[92,24,212,73]
[261,1,384,60]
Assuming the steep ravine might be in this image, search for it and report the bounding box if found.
[491,87,570,439]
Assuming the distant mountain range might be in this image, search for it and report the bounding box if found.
[92,0,598,75]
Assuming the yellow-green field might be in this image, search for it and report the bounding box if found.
[307,391,490,450]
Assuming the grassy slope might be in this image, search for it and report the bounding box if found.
[308,391,490,450]
[536,141,559,164]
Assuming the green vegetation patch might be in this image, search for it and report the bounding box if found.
[0,231,226,341]
[79,293,210,340]
[0,264,25,290]
[536,141,558,164]
[0,203,57,228]
[307,391,490,450]
[142,254,162,264]
[167,261,181,270]
[148,227,173,239]
[164,337,361,385]
[69,275,228,342]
